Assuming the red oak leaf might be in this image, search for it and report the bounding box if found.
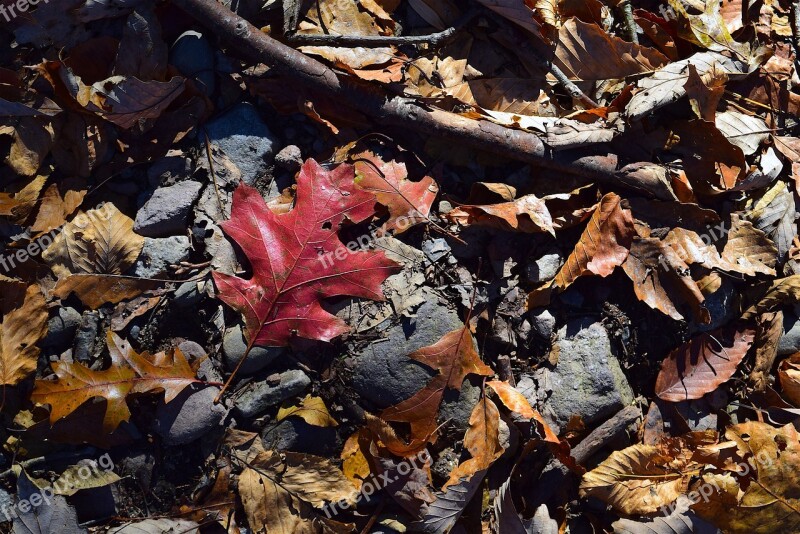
[213,159,401,347]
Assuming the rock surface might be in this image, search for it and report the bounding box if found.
[202,103,279,183]
[233,370,311,418]
[519,318,633,431]
[134,180,203,237]
[132,236,191,278]
[222,324,285,375]
[154,387,227,445]
[261,418,341,457]
[43,306,81,348]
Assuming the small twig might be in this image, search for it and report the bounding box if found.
[618,0,639,44]
[289,27,458,48]
[792,0,800,74]
[204,133,225,218]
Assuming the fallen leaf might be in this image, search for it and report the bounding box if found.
[446,193,555,235]
[444,394,503,489]
[278,394,338,427]
[778,352,800,406]
[381,325,493,444]
[0,284,48,386]
[748,311,783,392]
[31,332,201,432]
[655,325,756,402]
[238,450,357,534]
[742,274,800,319]
[353,150,438,234]
[214,159,400,348]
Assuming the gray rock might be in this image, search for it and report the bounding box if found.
[526,250,563,284]
[43,307,81,348]
[234,370,311,418]
[261,418,340,456]
[132,236,191,278]
[222,324,285,375]
[147,156,192,188]
[422,237,451,263]
[134,181,203,237]
[154,387,227,445]
[203,103,279,183]
[348,292,464,408]
[527,319,633,431]
[780,312,800,355]
[275,144,303,172]
[170,31,215,96]
[193,184,239,274]
[529,308,556,339]
[173,281,205,309]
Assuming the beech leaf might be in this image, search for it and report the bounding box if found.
[655,325,756,402]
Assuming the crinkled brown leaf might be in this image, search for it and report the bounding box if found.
[655,325,755,402]
[0,284,48,386]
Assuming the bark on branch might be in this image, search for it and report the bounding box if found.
[171,0,675,199]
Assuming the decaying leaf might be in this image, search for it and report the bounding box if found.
[778,353,800,406]
[0,284,48,386]
[655,324,756,402]
[446,193,555,235]
[444,394,503,488]
[353,150,438,234]
[238,450,357,534]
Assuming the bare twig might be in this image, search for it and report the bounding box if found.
[792,0,800,74]
[288,27,458,48]
[618,0,639,44]
[171,0,676,200]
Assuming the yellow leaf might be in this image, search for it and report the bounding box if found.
[278,394,338,427]
[0,284,48,386]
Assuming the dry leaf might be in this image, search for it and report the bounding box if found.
[0,284,48,386]
[444,395,503,489]
[278,394,338,427]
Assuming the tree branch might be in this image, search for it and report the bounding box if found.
[288,27,458,48]
[170,0,675,200]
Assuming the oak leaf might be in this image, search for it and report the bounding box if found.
[655,324,755,402]
[353,150,438,234]
[213,159,400,348]
[381,325,493,444]
[31,332,201,432]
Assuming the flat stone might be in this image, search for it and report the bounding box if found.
[234,370,311,418]
[154,387,227,445]
[528,308,556,340]
[348,290,464,408]
[202,103,279,184]
[274,144,303,172]
[132,236,191,278]
[526,318,633,431]
[134,180,203,237]
[170,31,215,96]
[222,324,285,375]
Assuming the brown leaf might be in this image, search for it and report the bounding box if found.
[748,311,783,392]
[655,325,756,402]
[553,19,669,81]
[684,63,727,121]
[444,395,504,489]
[742,275,800,320]
[5,117,54,177]
[446,194,555,235]
[0,284,48,386]
[31,332,200,432]
[381,326,493,444]
[238,450,357,534]
[579,434,712,515]
[778,352,800,406]
[29,181,87,234]
[0,175,48,223]
[52,274,159,309]
[277,395,338,427]
[719,214,778,276]
[554,192,634,287]
[353,150,438,234]
[43,203,144,279]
